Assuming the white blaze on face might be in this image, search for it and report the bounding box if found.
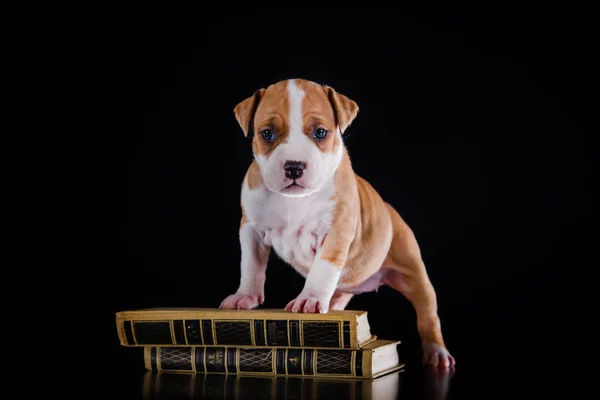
[287,80,309,151]
[255,79,344,197]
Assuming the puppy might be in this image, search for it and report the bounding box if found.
[220,79,455,368]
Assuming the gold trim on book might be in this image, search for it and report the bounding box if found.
[263,319,268,346]
[117,308,367,321]
[191,346,196,373]
[224,347,228,374]
[131,321,138,345]
[136,341,374,349]
[361,335,377,347]
[118,308,372,349]
[169,320,175,344]
[363,348,371,378]
[156,347,161,371]
[212,319,217,345]
[199,319,205,345]
[144,345,405,379]
[143,347,150,371]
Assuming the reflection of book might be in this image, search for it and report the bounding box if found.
[116,308,374,349]
[144,339,403,379]
[142,369,403,400]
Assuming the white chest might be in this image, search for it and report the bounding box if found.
[242,183,336,274]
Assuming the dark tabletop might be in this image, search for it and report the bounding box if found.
[105,332,596,400]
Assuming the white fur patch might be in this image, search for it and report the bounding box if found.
[287,80,309,148]
[237,222,268,295]
[241,175,336,275]
[302,258,342,302]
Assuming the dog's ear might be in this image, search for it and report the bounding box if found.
[325,86,359,134]
[234,88,265,137]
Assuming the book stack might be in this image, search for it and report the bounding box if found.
[115,307,404,380]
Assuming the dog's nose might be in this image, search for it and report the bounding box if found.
[284,160,305,179]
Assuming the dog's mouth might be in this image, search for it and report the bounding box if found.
[284,181,304,189]
[280,180,307,195]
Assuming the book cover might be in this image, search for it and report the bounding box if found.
[116,307,374,349]
[143,339,403,379]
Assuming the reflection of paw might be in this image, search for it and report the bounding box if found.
[423,363,455,399]
[285,292,328,313]
[219,292,263,310]
[423,343,456,368]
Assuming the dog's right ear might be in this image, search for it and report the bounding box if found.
[234,88,265,137]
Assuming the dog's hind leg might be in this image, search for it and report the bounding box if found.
[382,203,455,368]
[329,290,354,310]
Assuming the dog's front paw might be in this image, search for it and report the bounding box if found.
[219,292,263,310]
[423,343,456,368]
[285,291,329,313]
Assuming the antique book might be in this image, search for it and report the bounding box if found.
[116,307,374,349]
[142,369,403,400]
[143,339,403,379]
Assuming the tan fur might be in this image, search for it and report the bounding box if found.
[231,78,454,367]
[318,150,359,269]
[338,172,395,285]
[297,80,344,153]
[234,88,265,137]
[239,161,263,230]
[244,160,263,191]
[324,85,359,133]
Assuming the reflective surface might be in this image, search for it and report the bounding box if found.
[142,370,407,400]
[109,336,597,399]
[137,367,458,400]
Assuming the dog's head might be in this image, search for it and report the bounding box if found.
[234,79,358,197]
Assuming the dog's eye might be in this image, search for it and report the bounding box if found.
[260,129,275,141]
[313,128,328,140]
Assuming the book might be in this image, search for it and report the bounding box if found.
[143,339,403,379]
[142,369,403,400]
[116,307,374,349]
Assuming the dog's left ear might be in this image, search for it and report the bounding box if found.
[325,86,359,134]
[234,88,265,137]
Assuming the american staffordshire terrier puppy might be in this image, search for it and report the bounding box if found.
[220,79,455,368]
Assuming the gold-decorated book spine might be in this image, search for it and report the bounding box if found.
[144,345,375,378]
[117,315,361,349]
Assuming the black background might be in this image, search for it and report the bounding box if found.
[92,4,596,399]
